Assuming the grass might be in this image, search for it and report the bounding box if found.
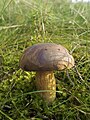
[0,0,90,120]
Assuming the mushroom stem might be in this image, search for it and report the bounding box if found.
[35,71,56,103]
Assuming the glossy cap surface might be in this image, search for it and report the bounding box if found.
[19,43,74,71]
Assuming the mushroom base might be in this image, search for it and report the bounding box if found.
[35,71,56,103]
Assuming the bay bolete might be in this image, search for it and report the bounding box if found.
[19,43,74,103]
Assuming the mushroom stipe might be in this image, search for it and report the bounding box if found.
[19,43,74,103]
[36,71,56,103]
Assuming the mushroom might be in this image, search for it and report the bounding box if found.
[19,43,74,103]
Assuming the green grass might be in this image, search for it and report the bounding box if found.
[0,0,90,120]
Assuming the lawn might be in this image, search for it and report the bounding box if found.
[0,0,90,120]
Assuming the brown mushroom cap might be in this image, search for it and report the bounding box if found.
[19,43,74,71]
